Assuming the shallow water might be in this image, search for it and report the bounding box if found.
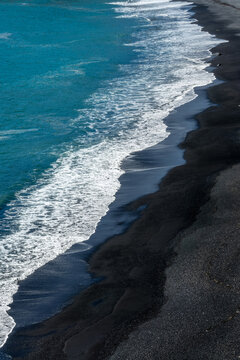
[0,0,219,348]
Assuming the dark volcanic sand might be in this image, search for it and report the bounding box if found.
[3,1,240,359]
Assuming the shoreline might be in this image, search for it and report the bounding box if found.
[3,0,240,359]
[1,10,217,355]
[4,82,215,332]
[1,70,215,359]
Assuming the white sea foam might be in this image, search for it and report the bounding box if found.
[0,129,38,136]
[0,0,221,348]
[33,63,85,85]
[0,33,12,40]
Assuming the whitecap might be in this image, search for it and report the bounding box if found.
[0,129,38,136]
[0,33,12,40]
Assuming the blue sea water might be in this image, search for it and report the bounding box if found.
[0,0,220,348]
[0,0,136,207]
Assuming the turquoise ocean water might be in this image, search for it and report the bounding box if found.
[0,0,219,348]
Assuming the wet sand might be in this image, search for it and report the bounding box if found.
[3,0,240,359]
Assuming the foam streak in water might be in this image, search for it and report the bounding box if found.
[0,33,12,40]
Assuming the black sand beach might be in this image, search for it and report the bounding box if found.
[3,0,240,359]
